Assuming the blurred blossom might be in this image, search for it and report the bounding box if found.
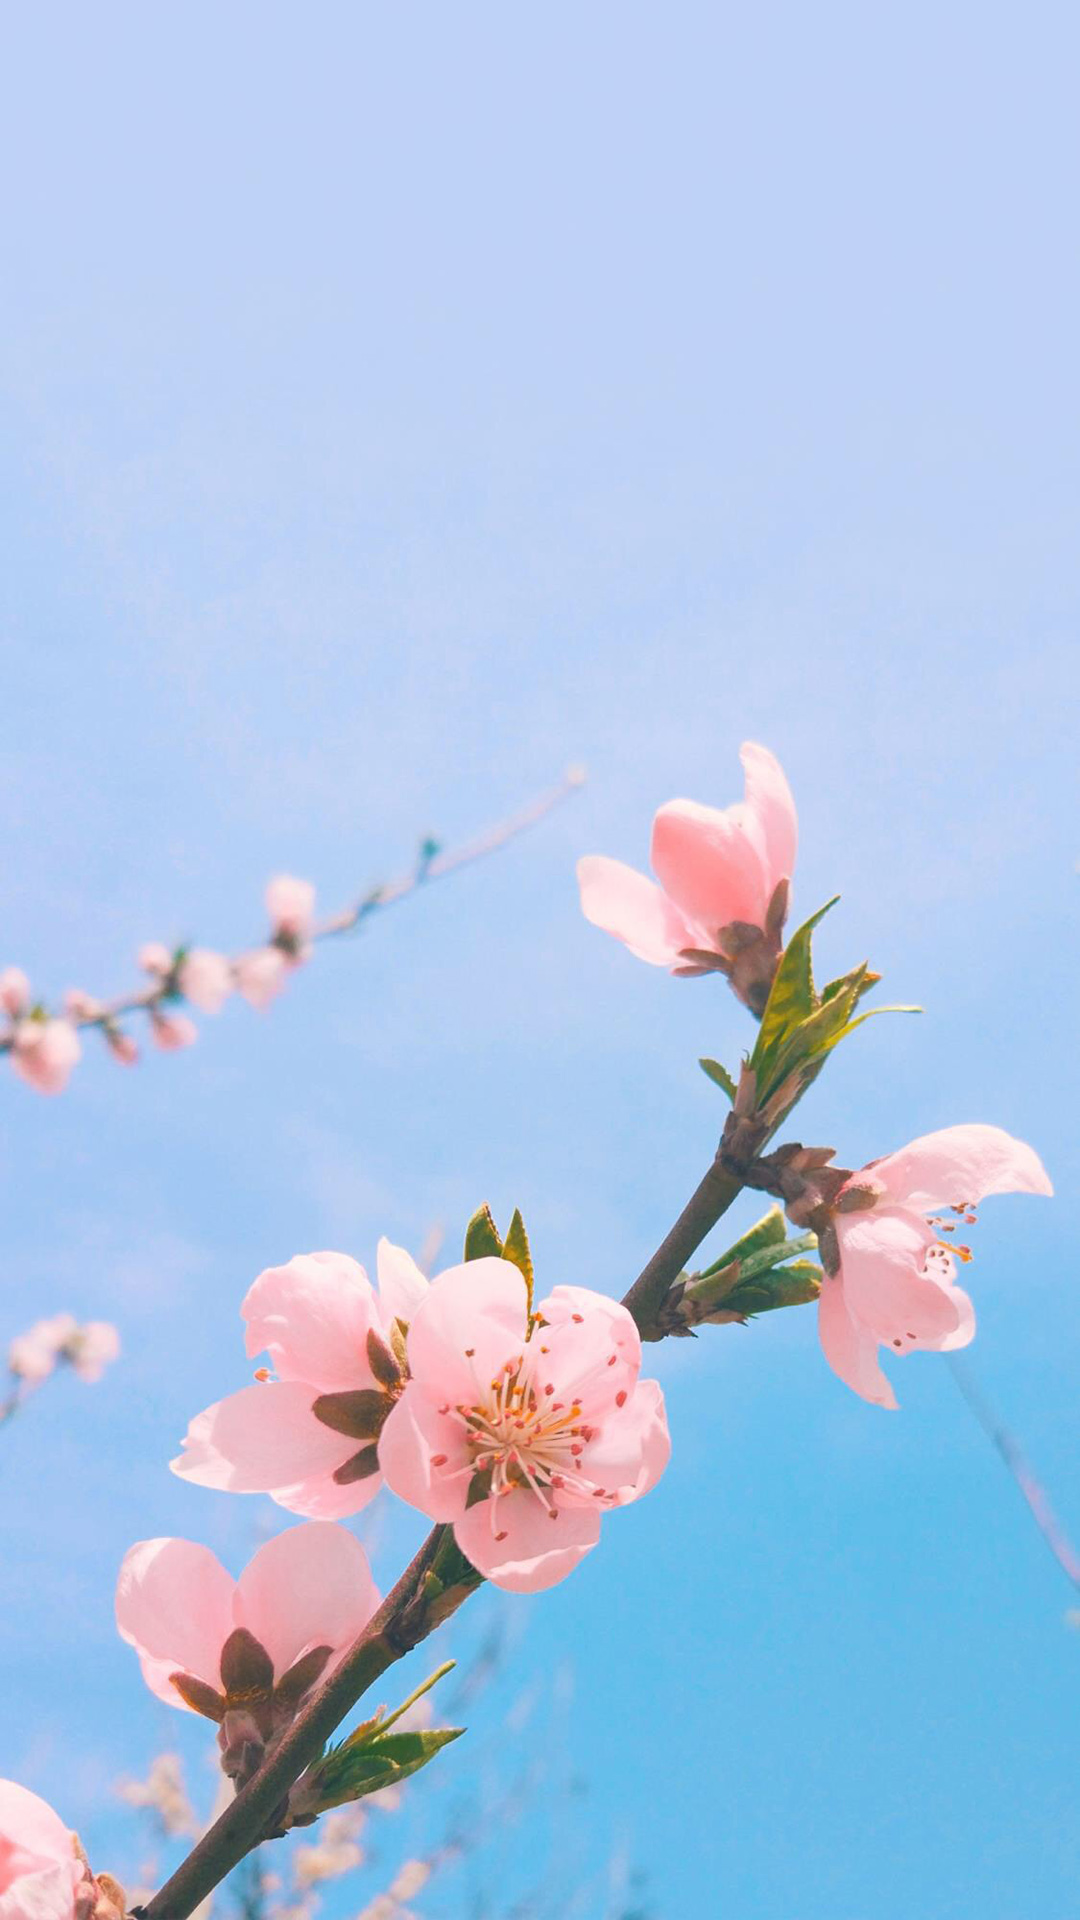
[8,1314,120,1385]
[234,947,289,1009]
[137,943,173,977]
[116,1755,198,1841]
[63,988,103,1022]
[11,1018,81,1094]
[266,875,316,941]
[178,950,233,1015]
[150,1010,198,1051]
[0,967,32,1017]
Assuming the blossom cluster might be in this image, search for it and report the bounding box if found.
[7,1315,120,1388]
[1,744,1054,1911]
[1,874,315,1094]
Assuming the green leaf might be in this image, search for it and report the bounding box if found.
[301,1662,464,1814]
[464,1204,503,1262]
[755,898,837,1047]
[699,1204,786,1278]
[699,1057,738,1102]
[828,1003,922,1044]
[721,1258,822,1318]
[501,1208,534,1313]
[312,1726,464,1809]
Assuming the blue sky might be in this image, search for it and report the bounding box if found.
[0,5,1077,1916]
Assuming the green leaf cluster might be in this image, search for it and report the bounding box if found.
[689,1205,822,1319]
[306,1664,463,1813]
[746,901,917,1108]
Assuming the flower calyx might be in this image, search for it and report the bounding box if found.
[170,1626,334,1789]
[312,1324,408,1485]
[677,878,790,1016]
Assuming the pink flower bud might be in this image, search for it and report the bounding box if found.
[9,1313,79,1382]
[0,967,32,1018]
[63,987,102,1022]
[138,942,173,976]
[178,948,233,1014]
[11,1018,82,1094]
[265,874,316,940]
[151,1010,198,1051]
[234,947,289,1009]
[107,1029,139,1066]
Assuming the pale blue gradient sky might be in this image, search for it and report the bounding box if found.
[0,6,1077,1917]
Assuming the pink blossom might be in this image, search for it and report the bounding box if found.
[0,969,31,1019]
[234,947,289,1009]
[68,1322,121,1383]
[820,1124,1053,1409]
[151,1010,198,1051]
[266,874,316,941]
[8,1315,120,1385]
[106,1030,139,1066]
[9,1315,79,1384]
[378,1260,670,1593]
[172,1240,428,1520]
[62,988,101,1023]
[0,1777,86,1920]
[577,742,797,978]
[115,1523,378,1720]
[178,949,233,1014]
[137,942,173,977]
[11,1020,81,1095]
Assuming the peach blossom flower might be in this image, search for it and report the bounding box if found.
[266,875,316,941]
[379,1260,670,1593]
[172,1240,428,1520]
[137,942,173,977]
[106,1030,139,1066]
[68,1322,121,1383]
[62,989,102,1023]
[178,949,233,1014]
[234,947,289,1009]
[821,1124,1053,1409]
[8,1315,120,1385]
[0,1778,87,1919]
[150,1010,197,1051]
[0,969,31,1019]
[577,743,796,1005]
[115,1523,378,1727]
[11,1019,81,1095]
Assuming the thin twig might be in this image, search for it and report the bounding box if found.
[0,768,585,1054]
[947,1355,1080,1595]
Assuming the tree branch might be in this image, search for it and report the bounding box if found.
[1,768,584,1060]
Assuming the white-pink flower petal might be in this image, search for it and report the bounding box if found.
[454,1493,602,1593]
[576,856,697,967]
[243,1253,382,1393]
[115,1538,236,1706]
[233,1523,379,1678]
[866,1123,1053,1212]
[376,1237,430,1331]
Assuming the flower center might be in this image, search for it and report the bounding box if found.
[441,1353,616,1535]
